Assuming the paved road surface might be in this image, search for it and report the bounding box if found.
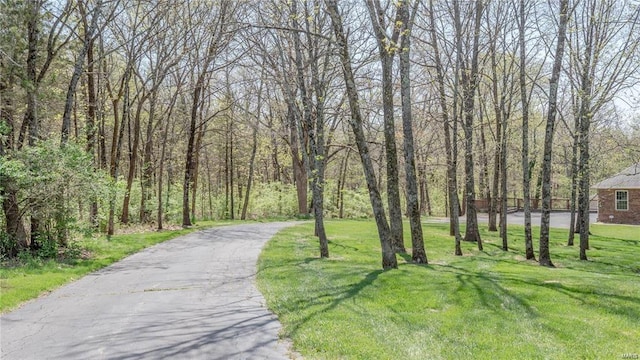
[1,222,298,360]
[475,211,598,229]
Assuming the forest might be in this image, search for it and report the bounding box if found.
[1,0,639,268]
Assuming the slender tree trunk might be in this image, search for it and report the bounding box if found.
[454,0,483,249]
[85,27,99,228]
[288,105,308,216]
[228,120,234,220]
[62,0,101,145]
[97,47,108,172]
[241,124,258,220]
[310,89,329,258]
[489,105,500,232]
[519,0,535,260]
[540,0,570,267]
[140,93,155,223]
[121,98,145,224]
[365,0,404,253]
[337,149,350,219]
[267,107,281,182]
[417,153,432,216]
[191,121,205,221]
[567,124,579,245]
[429,0,461,255]
[0,74,28,253]
[577,73,594,261]
[25,0,42,247]
[183,73,206,227]
[327,0,397,269]
[499,103,508,251]
[398,0,426,263]
[291,0,329,256]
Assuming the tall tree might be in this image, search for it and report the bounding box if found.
[539,0,570,267]
[326,0,397,269]
[398,0,427,263]
[427,0,462,255]
[0,1,28,253]
[61,0,102,145]
[364,0,405,253]
[182,0,236,227]
[300,0,334,257]
[517,0,535,260]
[453,0,484,249]
[567,0,640,260]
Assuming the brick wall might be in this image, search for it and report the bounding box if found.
[597,189,640,225]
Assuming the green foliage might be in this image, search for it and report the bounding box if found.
[0,140,113,256]
[249,182,299,218]
[0,231,17,261]
[258,221,640,359]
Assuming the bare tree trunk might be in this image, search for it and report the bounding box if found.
[499,101,508,251]
[364,0,404,253]
[121,98,145,224]
[454,0,483,249]
[540,0,570,267]
[567,122,579,245]
[191,121,205,221]
[241,123,258,220]
[85,22,99,228]
[269,120,281,182]
[327,0,397,269]
[228,120,234,220]
[25,0,41,247]
[417,152,432,216]
[489,99,500,233]
[428,0,461,255]
[108,67,130,235]
[183,78,202,227]
[577,63,593,261]
[293,0,330,257]
[61,0,101,145]
[0,72,28,253]
[518,0,535,260]
[398,0,427,263]
[140,93,155,223]
[337,149,350,219]
[288,104,308,216]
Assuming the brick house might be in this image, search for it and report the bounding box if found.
[592,163,640,225]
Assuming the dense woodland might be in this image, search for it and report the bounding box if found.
[1,0,639,268]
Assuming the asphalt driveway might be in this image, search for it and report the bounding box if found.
[475,211,598,229]
[1,222,298,360]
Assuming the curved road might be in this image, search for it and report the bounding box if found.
[1,222,297,360]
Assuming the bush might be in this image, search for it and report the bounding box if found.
[0,140,113,257]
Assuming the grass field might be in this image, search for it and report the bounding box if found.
[0,220,240,313]
[257,220,640,359]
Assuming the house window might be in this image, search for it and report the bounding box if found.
[615,190,628,211]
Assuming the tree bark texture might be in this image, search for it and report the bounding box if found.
[454,0,483,249]
[365,0,404,253]
[540,0,570,267]
[398,0,427,264]
[429,0,462,255]
[519,0,535,260]
[327,0,397,269]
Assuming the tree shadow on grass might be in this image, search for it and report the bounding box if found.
[436,262,640,324]
[328,240,360,252]
[434,264,539,319]
[284,268,384,337]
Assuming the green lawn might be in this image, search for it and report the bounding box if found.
[257,220,640,359]
[0,220,238,313]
